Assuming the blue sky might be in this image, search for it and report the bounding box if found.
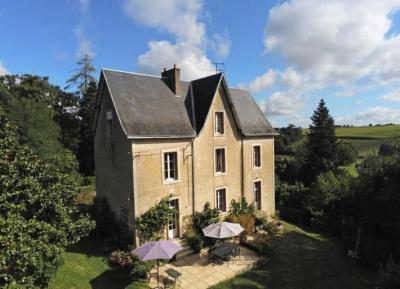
[1,0,400,127]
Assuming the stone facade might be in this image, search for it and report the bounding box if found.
[94,68,275,241]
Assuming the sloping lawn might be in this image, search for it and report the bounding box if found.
[48,237,149,289]
[210,222,376,289]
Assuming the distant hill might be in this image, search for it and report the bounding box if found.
[302,124,400,157]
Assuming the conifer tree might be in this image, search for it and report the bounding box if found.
[304,99,337,183]
[65,54,96,96]
[66,54,97,175]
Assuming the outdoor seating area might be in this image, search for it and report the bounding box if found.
[149,244,259,289]
[207,242,240,265]
[140,221,259,289]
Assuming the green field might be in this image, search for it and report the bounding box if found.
[210,222,376,289]
[48,237,148,289]
[301,125,400,157]
[335,125,400,139]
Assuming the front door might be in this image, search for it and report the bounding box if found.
[168,199,179,239]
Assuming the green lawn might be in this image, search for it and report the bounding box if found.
[48,237,149,289]
[210,222,376,289]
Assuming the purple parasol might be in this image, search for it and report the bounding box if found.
[132,240,182,288]
[203,222,244,239]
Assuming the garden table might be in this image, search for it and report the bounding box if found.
[209,243,238,263]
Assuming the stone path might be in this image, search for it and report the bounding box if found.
[149,245,259,289]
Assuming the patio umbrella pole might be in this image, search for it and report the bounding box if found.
[157,259,160,288]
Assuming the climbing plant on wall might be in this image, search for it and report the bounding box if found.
[136,199,174,244]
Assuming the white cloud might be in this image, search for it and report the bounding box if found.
[123,0,215,80]
[138,41,214,80]
[378,90,400,102]
[248,69,277,93]
[337,106,400,125]
[123,0,205,45]
[0,61,9,76]
[259,90,304,116]
[74,24,95,58]
[264,0,400,86]
[247,0,400,125]
[211,31,231,59]
[72,0,94,59]
[280,67,302,88]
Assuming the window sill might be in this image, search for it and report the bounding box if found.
[252,166,262,170]
[214,133,225,137]
[214,172,227,177]
[163,179,180,185]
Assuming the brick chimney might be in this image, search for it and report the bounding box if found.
[161,64,182,96]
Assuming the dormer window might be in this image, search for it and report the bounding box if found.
[106,111,114,137]
[215,111,224,135]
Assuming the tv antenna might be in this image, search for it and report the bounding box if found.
[213,62,225,74]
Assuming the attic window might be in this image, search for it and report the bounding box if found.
[106,111,114,137]
[215,112,224,135]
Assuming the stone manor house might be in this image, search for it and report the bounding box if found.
[93,65,276,240]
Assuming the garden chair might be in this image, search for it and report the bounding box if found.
[163,277,175,288]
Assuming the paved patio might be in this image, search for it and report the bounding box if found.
[149,245,260,289]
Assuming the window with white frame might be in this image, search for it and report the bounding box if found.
[215,112,224,135]
[164,152,178,182]
[253,181,261,210]
[215,148,226,174]
[253,145,261,168]
[216,188,227,212]
[106,111,114,137]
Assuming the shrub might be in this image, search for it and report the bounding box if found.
[337,141,358,165]
[130,258,155,280]
[109,250,155,280]
[264,222,279,236]
[254,211,268,228]
[193,202,220,236]
[109,250,133,269]
[185,232,203,253]
[226,214,255,241]
[229,197,255,216]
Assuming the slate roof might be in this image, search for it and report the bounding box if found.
[98,69,276,138]
[229,88,276,136]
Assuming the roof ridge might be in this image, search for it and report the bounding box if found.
[229,86,249,91]
[102,67,191,83]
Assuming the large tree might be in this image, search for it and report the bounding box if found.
[0,75,66,159]
[76,80,97,175]
[66,54,97,175]
[304,99,338,183]
[65,54,96,96]
[0,117,95,288]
